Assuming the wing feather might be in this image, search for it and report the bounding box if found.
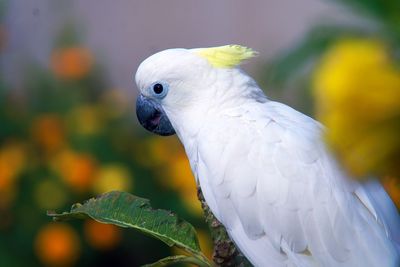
[194,100,400,266]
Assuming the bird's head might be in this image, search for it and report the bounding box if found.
[134,45,257,136]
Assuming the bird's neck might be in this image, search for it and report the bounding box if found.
[166,69,267,158]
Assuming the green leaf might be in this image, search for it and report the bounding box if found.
[330,0,400,42]
[332,0,400,24]
[141,255,210,267]
[48,191,202,256]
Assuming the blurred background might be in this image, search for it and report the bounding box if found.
[0,0,399,266]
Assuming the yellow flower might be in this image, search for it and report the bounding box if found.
[51,47,93,80]
[147,137,182,166]
[0,141,26,189]
[140,137,202,215]
[92,164,133,194]
[132,137,181,169]
[313,38,400,178]
[35,223,80,266]
[172,229,213,261]
[67,104,104,135]
[197,229,213,260]
[84,220,121,250]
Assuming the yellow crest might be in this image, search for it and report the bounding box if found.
[193,45,257,68]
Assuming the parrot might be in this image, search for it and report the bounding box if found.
[134,45,400,267]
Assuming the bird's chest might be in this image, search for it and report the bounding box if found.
[185,129,251,226]
[181,141,223,221]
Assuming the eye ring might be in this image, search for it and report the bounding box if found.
[150,82,169,99]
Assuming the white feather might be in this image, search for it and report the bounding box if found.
[190,99,400,267]
[135,49,400,267]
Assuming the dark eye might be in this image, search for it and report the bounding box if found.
[153,83,164,94]
[150,81,169,99]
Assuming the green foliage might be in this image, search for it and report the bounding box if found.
[49,191,212,267]
[260,0,400,115]
[0,19,210,266]
[264,25,366,86]
[141,255,207,267]
[271,0,400,80]
[333,0,400,32]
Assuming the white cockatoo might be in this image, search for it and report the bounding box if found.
[135,45,400,267]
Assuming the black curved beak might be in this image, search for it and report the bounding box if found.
[136,94,175,136]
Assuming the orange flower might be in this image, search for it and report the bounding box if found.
[143,138,202,215]
[84,220,121,250]
[32,114,65,153]
[167,154,195,192]
[0,164,14,191]
[382,177,400,209]
[35,223,80,266]
[165,154,203,216]
[197,229,213,260]
[51,47,93,80]
[56,150,97,192]
[180,192,203,217]
[0,141,27,208]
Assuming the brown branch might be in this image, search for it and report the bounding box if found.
[197,187,252,267]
